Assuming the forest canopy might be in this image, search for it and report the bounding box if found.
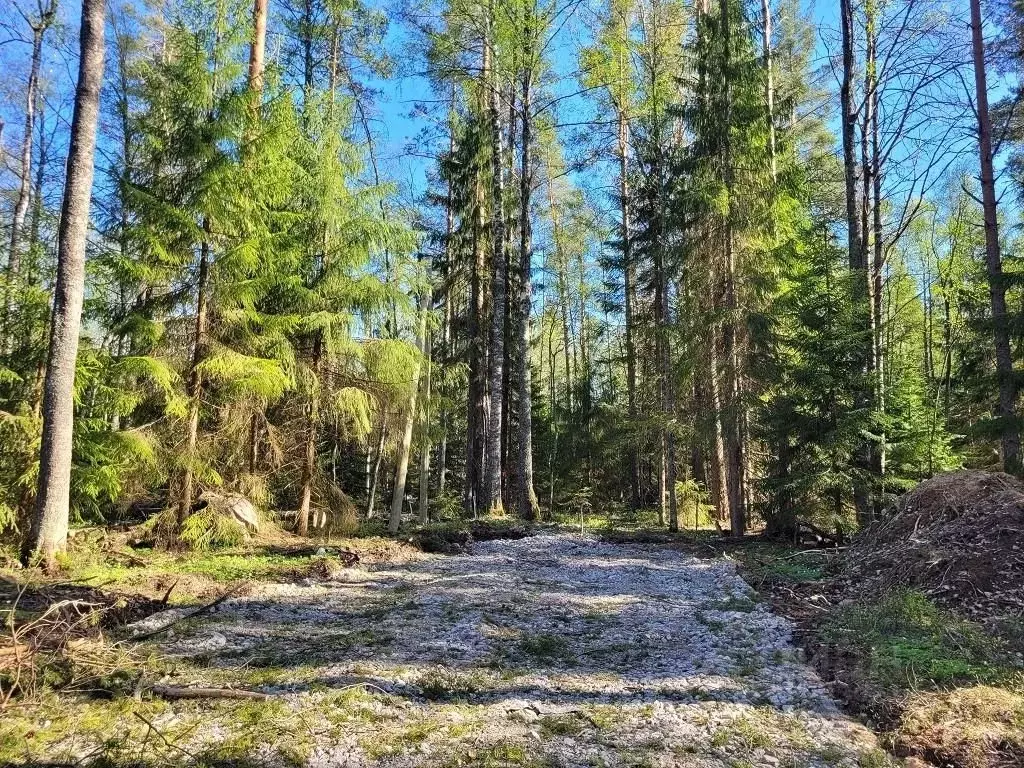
[1,0,1023,564]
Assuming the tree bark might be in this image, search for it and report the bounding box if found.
[484,0,507,514]
[6,1,56,346]
[418,329,432,524]
[840,0,872,522]
[389,290,431,534]
[22,0,105,569]
[366,415,387,518]
[869,11,886,505]
[464,135,489,517]
[544,160,574,414]
[721,0,744,538]
[617,29,640,510]
[248,0,269,94]
[178,228,210,524]
[296,336,322,537]
[840,0,863,274]
[760,0,776,182]
[708,331,730,530]
[971,0,1020,474]
[512,49,539,521]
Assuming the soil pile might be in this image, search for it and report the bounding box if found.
[844,470,1024,624]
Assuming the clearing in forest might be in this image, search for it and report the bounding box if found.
[15,534,893,767]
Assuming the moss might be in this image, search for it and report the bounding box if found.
[360,715,448,760]
[712,593,758,612]
[856,748,899,768]
[0,694,171,765]
[471,742,558,767]
[711,710,807,755]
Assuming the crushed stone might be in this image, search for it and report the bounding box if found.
[125,533,890,767]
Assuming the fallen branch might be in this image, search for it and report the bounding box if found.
[131,582,247,642]
[150,684,271,701]
[160,580,178,606]
[778,547,847,561]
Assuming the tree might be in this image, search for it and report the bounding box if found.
[5,0,57,348]
[22,0,106,568]
[390,288,431,533]
[970,0,1019,474]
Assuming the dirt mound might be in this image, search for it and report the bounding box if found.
[844,471,1024,623]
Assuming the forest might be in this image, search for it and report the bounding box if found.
[1,0,1024,766]
[3,0,1023,564]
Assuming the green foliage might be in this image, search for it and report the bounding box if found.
[177,507,248,550]
[674,479,715,530]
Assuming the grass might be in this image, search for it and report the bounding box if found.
[0,672,417,766]
[0,528,423,611]
[416,666,494,700]
[0,688,329,766]
[10,545,308,601]
[811,588,1024,768]
[892,684,1024,768]
[710,710,788,752]
[726,540,831,587]
[711,593,758,612]
[517,632,575,663]
[822,589,1018,689]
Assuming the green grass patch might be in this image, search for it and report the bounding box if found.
[822,589,1019,688]
[517,632,574,663]
[416,667,494,700]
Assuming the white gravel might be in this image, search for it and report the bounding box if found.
[139,533,890,767]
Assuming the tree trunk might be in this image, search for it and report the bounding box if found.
[367,415,388,518]
[512,56,539,521]
[544,161,574,414]
[840,0,872,522]
[6,2,55,346]
[437,118,455,500]
[22,0,105,569]
[389,291,431,534]
[721,0,744,538]
[178,228,211,524]
[296,335,322,537]
[464,150,489,517]
[248,0,269,94]
[418,329,432,524]
[708,331,731,529]
[485,0,507,514]
[869,18,886,507]
[971,0,1020,474]
[617,106,641,511]
[761,0,776,182]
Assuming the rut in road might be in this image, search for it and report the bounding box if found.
[141,534,889,767]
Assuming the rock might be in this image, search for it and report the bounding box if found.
[198,491,260,533]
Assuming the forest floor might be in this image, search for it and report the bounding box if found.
[2,531,895,768]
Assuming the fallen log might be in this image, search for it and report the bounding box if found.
[131,582,247,642]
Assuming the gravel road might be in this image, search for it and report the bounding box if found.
[133,533,890,767]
